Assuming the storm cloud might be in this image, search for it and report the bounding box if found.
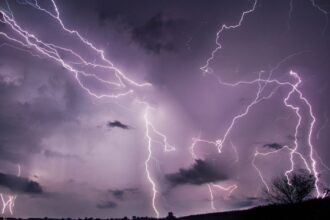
[165,159,229,186]
[263,143,283,150]
[0,172,43,194]
[107,120,131,129]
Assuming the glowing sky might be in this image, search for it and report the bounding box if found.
[0,0,330,218]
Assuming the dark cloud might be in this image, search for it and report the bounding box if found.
[107,120,131,130]
[165,159,229,187]
[131,12,182,54]
[108,188,139,200]
[263,143,283,150]
[0,172,43,194]
[96,200,117,209]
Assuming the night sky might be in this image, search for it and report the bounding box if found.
[0,0,330,218]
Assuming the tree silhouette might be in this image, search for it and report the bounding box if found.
[262,169,315,204]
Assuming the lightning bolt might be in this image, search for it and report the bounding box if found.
[200,0,324,200]
[0,1,151,100]
[210,68,322,197]
[211,183,238,199]
[1,0,180,217]
[142,103,175,218]
[207,184,216,211]
[207,183,238,211]
[0,0,328,217]
[252,145,310,192]
[0,165,21,215]
[0,1,161,216]
[189,135,238,211]
[200,0,258,74]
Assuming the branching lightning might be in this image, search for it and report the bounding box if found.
[0,165,21,215]
[142,103,175,218]
[0,0,159,216]
[189,135,238,210]
[207,183,238,211]
[200,0,258,74]
[252,145,310,192]
[200,0,326,200]
[0,0,150,100]
[207,184,216,211]
[0,0,329,217]
[204,67,323,197]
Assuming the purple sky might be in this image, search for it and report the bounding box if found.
[0,0,330,218]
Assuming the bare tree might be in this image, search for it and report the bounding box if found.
[262,169,315,204]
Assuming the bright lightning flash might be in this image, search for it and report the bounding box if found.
[0,165,21,215]
[200,0,326,201]
[0,0,329,217]
[142,103,175,218]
